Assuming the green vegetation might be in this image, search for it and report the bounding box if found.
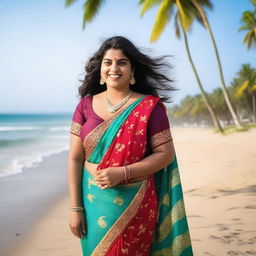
[168,64,256,129]
[239,0,256,50]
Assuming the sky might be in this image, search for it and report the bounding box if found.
[0,0,255,113]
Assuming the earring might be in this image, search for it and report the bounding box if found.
[100,77,105,85]
[129,73,136,85]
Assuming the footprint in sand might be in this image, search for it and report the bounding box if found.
[227,251,256,255]
[209,235,230,244]
[192,238,202,241]
[230,218,241,221]
[245,205,256,209]
[216,223,230,231]
[227,207,240,211]
[204,252,215,256]
[245,250,256,255]
[227,252,239,255]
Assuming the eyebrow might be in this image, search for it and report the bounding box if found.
[103,58,129,61]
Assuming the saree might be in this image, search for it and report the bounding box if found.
[80,95,193,256]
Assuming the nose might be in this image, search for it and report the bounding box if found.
[110,62,119,73]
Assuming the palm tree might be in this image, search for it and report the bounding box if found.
[139,0,223,132]
[235,64,256,122]
[181,24,224,132]
[140,0,243,129]
[191,0,244,129]
[239,0,256,49]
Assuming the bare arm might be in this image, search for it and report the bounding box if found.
[68,134,87,239]
[128,140,175,179]
[67,134,85,208]
[95,140,175,188]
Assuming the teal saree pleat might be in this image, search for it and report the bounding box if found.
[150,155,193,256]
[81,170,143,256]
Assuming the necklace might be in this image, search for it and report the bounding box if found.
[105,90,132,113]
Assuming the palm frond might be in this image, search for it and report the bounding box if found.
[249,0,256,7]
[243,30,256,49]
[140,0,162,17]
[241,11,255,26]
[193,0,213,10]
[249,84,256,93]
[188,0,213,27]
[236,80,249,99]
[239,24,252,32]
[150,0,175,42]
[189,0,212,29]
[65,0,79,7]
[174,12,181,39]
[82,0,103,29]
[176,0,193,31]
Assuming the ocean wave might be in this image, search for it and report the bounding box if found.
[0,126,70,132]
[0,126,43,131]
[0,147,68,178]
[48,126,70,132]
[48,135,69,139]
[0,138,36,147]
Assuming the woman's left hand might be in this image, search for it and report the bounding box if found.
[94,167,124,189]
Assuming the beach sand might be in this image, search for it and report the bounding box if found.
[3,127,256,256]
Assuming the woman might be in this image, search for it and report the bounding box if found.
[68,36,193,256]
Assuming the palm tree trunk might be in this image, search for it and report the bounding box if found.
[252,93,256,122]
[182,26,224,133]
[191,0,243,129]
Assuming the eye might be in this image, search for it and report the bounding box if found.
[103,61,111,65]
[118,61,127,66]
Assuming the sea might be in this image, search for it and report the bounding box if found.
[0,113,72,178]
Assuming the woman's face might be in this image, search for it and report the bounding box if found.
[100,48,132,89]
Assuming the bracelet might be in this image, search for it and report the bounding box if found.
[71,206,84,212]
[123,165,131,184]
[123,166,127,182]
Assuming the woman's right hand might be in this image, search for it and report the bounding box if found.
[69,211,86,239]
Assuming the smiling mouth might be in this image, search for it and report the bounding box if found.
[109,74,121,78]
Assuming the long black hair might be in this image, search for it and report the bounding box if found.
[78,36,175,102]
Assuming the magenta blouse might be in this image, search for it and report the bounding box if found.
[70,95,172,152]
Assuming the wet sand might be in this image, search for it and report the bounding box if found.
[3,127,256,256]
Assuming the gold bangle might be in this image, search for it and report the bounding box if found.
[71,206,84,212]
[124,165,131,184]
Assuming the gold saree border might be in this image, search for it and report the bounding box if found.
[83,109,125,159]
[151,232,192,256]
[151,129,173,149]
[91,179,148,256]
[70,121,82,136]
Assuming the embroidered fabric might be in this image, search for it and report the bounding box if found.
[91,179,148,256]
[150,129,173,149]
[83,112,124,159]
[70,95,172,157]
[70,121,82,136]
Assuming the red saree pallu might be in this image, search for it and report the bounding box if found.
[79,95,193,256]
